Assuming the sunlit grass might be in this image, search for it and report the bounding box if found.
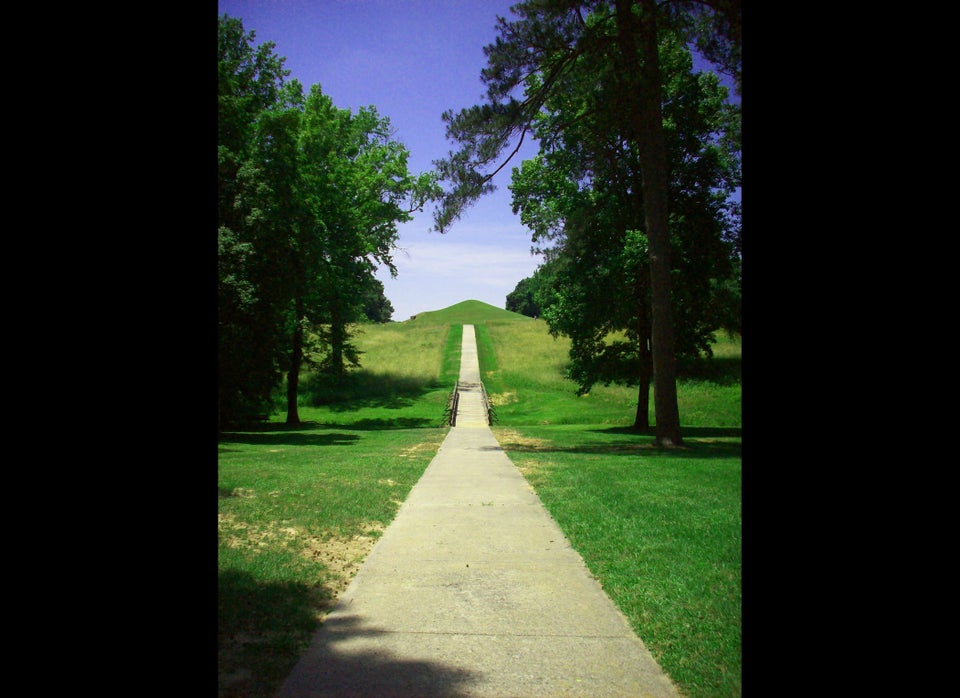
[406,298,532,326]
[497,424,741,697]
[350,321,450,379]
[482,318,741,697]
[218,423,448,697]
[220,302,741,698]
[483,319,742,430]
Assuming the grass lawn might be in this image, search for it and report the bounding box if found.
[219,301,741,698]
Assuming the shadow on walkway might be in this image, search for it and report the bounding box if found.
[277,614,482,698]
[218,570,480,698]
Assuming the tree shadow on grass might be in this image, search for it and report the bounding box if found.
[501,440,741,459]
[218,431,362,447]
[319,417,440,431]
[496,425,741,460]
[222,372,449,434]
[322,393,429,412]
[219,569,322,698]
[219,569,479,698]
[305,373,443,413]
[677,355,742,385]
[219,416,439,445]
[596,425,741,438]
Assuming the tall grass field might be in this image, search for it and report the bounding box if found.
[219,299,741,698]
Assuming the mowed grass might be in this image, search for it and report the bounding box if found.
[218,321,456,698]
[484,319,741,697]
[218,426,447,695]
[219,301,741,698]
[483,318,741,429]
[406,298,533,326]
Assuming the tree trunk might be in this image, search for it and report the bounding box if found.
[286,297,304,425]
[634,374,651,431]
[615,0,683,446]
[634,333,652,432]
[330,306,345,384]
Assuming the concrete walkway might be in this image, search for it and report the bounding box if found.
[275,325,679,697]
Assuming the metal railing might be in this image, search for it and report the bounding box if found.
[442,379,460,426]
[442,378,498,427]
[479,381,498,425]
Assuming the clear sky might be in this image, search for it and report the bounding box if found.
[218,0,546,321]
[218,1,738,321]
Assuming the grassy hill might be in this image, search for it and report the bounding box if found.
[404,299,532,325]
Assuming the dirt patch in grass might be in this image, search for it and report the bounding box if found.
[302,522,386,601]
[398,441,438,457]
[493,427,555,478]
[489,391,518,406]
[217,514,386,606]
[492,427,550,451]
[219,519,387,698]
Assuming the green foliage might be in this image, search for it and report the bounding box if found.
[433,0,741,446]
[290,86,420,388]
[508,31,740,405]
[218,15,440,427]
[218,16,295,427]
[504,276,543,317]
[683,0,742,95]
[360,276,394,323]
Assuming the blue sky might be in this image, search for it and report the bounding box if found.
[218,0,543,321]
[218,0,738,321]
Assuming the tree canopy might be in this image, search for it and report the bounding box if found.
[434,0,740,445]
[218,15,437,428]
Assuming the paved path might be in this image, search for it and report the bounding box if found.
[275,325,679,697]
[449,325,487,428]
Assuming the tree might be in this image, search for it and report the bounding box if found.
[505,277,540,317]
[283,86,439,422]
[218,15,292,428]
[511,142,657,429]
[247,81,314,425]
[218,15,438,427]
[432,0,740,446]
[361,277,395,323]
[508,25,739,430]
